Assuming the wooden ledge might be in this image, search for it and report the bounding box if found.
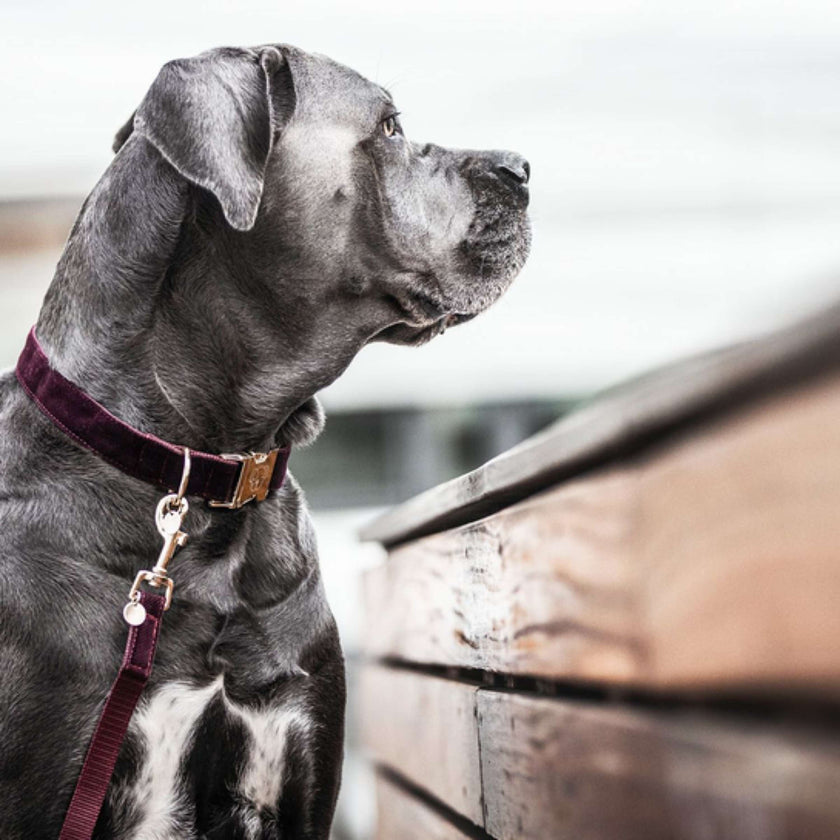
[361,300,840,547]
[362,369,840,693]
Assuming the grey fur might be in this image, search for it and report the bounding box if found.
[0,43,530,838]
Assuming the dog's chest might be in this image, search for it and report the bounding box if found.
[124,677,308,838]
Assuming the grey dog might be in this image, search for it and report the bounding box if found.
[0,44,530,838]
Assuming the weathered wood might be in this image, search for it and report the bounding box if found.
[363,469,643,683]
[360,301,840,547]
[362,372,840,693]
[374,774,476,840]
[360,665,840,840]
[358,665,484,826]
[478,690,840,840]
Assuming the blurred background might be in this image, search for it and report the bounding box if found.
[2,0,840,836]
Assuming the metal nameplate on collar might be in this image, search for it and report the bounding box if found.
[210,449,280,509]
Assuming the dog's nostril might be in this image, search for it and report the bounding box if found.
[495,159,530,188]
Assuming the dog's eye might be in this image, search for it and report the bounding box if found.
[382,115,400,138]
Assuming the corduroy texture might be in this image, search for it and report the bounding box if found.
[15,327,290,504]
[58,591,166,840]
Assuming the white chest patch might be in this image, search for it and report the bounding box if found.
[126,678,310,839]
[232,698,312,810]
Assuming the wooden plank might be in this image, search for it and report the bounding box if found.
[361,666,840,840]
[362,372,840,693]
[477,690,840,840]
[374,774,476,840]
[360,301,840,547]
[363,469,644,684]
[639,377,840,689]
[358,665,484,826]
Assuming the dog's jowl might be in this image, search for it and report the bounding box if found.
[0,44,530,839]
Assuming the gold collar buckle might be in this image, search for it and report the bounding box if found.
[209,449,280,509]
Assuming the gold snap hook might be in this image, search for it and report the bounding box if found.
[122,446,193,623]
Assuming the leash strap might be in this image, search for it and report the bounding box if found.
[16,327,290,508]
[59,591,166,840]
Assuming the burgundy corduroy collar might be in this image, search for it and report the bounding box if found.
[15,327,290,508]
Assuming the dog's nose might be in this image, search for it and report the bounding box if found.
[495,157,530,187]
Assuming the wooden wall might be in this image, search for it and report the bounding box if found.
[358,307,840,839]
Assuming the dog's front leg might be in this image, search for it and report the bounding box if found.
[190,617,345,840]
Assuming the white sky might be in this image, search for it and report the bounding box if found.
[2,0,840,406]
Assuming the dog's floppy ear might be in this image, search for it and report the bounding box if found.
[133,46,291,232]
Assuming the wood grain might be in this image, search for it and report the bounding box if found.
[477,689,840,840]
[363,469,644,683]
[374,774,476,840]
[358,664,484,826]
[360,665,840,840]
[361,301,840,547]
[362,372,840,693]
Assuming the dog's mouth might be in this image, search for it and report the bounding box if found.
[459,204,531,284]
[373,311,476,346]
[372,209,529,348]
[369,162,531,348]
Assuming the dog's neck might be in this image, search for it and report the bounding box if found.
[36,136,377,454]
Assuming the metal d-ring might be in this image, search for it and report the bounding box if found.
[175,447,191,504]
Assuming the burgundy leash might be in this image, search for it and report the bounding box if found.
[59,591,166,840]
[13,326,293,838]
[57,458,193,840]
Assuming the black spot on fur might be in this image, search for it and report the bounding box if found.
[187,694,249,833]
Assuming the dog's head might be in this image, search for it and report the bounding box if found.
[117,45,531,348]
